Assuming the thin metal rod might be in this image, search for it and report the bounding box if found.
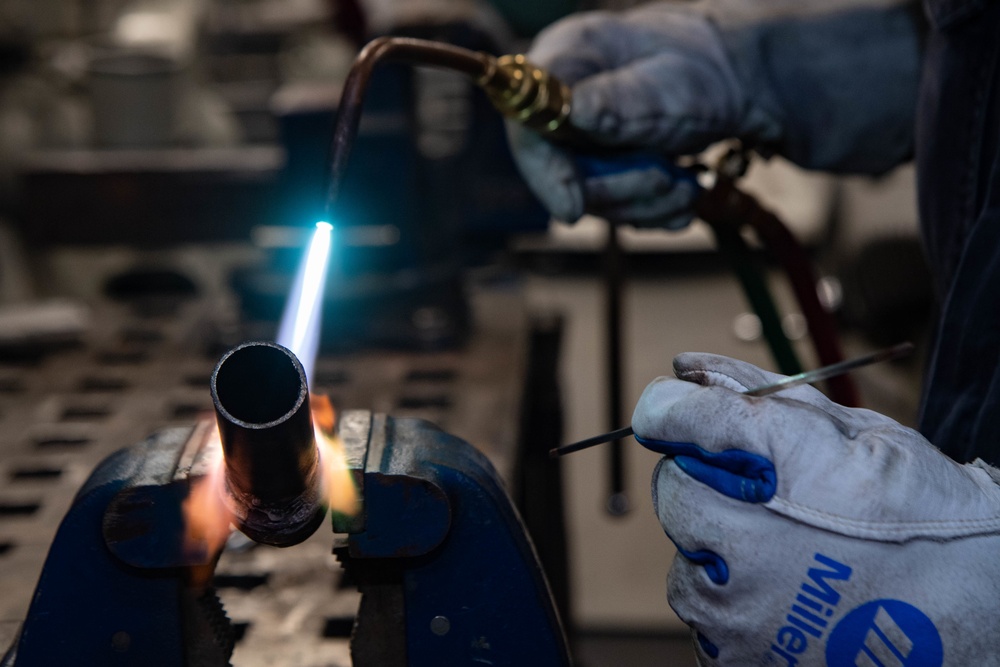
[555,426,635,458]
[548,342,914,458]
[743,342,913,397]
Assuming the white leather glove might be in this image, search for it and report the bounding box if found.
[633,352,1000,666]
[508,1,921,228]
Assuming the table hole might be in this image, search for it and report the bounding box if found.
[10,467,62,481]
[405,369,457,383]
[171,403,208,419]
[231,622,250,643]
[0,377,25,393]
[313,370,350,386]
[0,502,40,517]
[121,327,164,344]
[213,573,270,591]
[183,374,210,388]
[61,405,110,421]
[397,395,452,410]
[321,617,355,638]
[96,350,148,366]
[78,376,129,393]
[35,436,91,449]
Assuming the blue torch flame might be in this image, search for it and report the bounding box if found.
[276,221,334,384]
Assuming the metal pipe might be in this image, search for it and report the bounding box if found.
[211,342,325,547]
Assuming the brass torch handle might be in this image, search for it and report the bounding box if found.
[477,54,573,138]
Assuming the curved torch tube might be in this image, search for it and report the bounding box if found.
[324,37,572,216]
[211,341,325,547]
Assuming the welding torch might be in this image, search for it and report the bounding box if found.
[325,36,853,400]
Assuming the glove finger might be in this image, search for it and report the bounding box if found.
[672,352,891,432]
[675,351,825,402]
[528,9,724,84]
[653,457,737,586]
[657,456,828,666]
[584,165,673,203]
[637,374,1000,535]
[634,377,780,504]
[528,11,742,152]
[632,377,849,507]
[633,376,861,460]
[527,12,623,86]
[505,123,584,222]
[569,50,742,152]
[656,457,757,664]
[666,566,722,663]
[665,565,725,664]
[586,176,697,229]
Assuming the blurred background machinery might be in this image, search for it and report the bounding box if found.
[0,0,932,665]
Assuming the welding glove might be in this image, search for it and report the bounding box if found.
[508,0,921,228]
[634,352,1000,666]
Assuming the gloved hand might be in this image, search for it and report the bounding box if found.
[509,1,922,228]
[633,352,1000,666]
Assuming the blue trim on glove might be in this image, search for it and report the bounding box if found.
[576,153,703,193]
[638,436,776,503]
[697,632,720,658]
[663,527,730,585]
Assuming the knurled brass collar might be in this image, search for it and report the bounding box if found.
[478,54,572,136]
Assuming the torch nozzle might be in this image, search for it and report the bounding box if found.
[211,342,325,547]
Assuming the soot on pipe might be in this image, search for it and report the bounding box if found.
[211,341,325,547]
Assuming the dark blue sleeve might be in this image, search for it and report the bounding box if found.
[706,0,924,174]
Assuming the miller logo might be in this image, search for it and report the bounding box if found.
[768,555,942,666]
[826,599,942,667]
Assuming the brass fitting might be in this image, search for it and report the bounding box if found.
[477,54,572,138]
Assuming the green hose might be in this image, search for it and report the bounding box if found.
[705,216,804,376]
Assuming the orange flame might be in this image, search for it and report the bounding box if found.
[311,394,359,518]
[179,397,357,587]
[181,424,232,586]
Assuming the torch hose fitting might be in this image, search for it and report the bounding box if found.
[477,54,572,136]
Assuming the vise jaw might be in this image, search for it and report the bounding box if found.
[334,411,571,666]
[1,423,234,667]
[2,411,571,666]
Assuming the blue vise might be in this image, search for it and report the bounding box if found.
[1,407,571,666]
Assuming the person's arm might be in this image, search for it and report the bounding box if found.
[509,1,923,227]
